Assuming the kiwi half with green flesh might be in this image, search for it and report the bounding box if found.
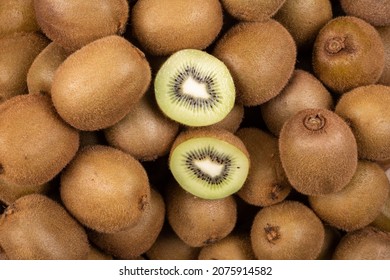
[279,108,358,196]
[131,0,223,56]
[312,16,385,94]
[212,20,296,106]
[60,145,151,234]
[309,160,390,232]
[0,194,90,260]
[154,49,235,127]
[235,127,291,207]
[0,93,79,186]
[261,69,334,137]
[34,0,129,52]
[335,85,390,161]
[332,226,390,260]
[51,35,151,131]
[169,127,250,200]
[378,26,390,86]
[0,32,49,103]
[340,0,390,27]
[250,200,325,260]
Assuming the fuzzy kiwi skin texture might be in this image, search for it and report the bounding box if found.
[34,0,129,52]
[0,194,90,260]
[51,35,151,131]
[279,108,358,196]
[316,225,342,260]
[206,103,244,133]
[60,145,151,234]
[166,182,237,248]
[340,0,390,27]
[312,16,385,94]
[377,26,390,86]
[261,69,334,137]
[333,227,390,260]
[0,32,49,102]
[309,160,390,232]
[212,20,296,106]
[88,188,164,259]
[131,0,223,56]
[0,94,79,186]
[335,85,390,161]
[235,127,291,207]
[250,200,325,260]
[86,246,113,260]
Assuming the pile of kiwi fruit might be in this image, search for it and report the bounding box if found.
[0,0,390,260]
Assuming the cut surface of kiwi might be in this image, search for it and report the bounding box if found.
[155,49,235,127]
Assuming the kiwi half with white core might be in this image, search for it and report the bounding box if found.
[169,128,250,199]
[154,49,235,127]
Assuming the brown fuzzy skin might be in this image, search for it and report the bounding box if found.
[335,85,390,161]
[0,194,90,260]
[0,32,49,103]
[27,42,70,96]
[166,182,237,248]
[0,94,79,186]
[131,0,223,56]
[86,246,113,260]
[250,200,325,260]
[371,187,390,232]
[316,225,342,260]
[279,108,358,196]
[261,69,334,137]
[309,160,390,232]
[340,0,390,27]
[312,16,385,94]
[207,103,244,133]
[220,0,286,22]
[104,91,180,161]
[60,145,151,234]
[33,0,129,52]
[51,35,151,131]
[88,188,164,259]
[274,0,333,49]
[235,127,291,207]
[212,20,296,106]
[332,226,390,260]
[377,26,390,86]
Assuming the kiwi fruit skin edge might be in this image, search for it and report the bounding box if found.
[340,0,390,27]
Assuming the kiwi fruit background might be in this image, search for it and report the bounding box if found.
[339,0,390,27]
[377,26,390,86]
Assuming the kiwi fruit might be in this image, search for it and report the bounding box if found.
[0,32,49,102]
[274,0,333,49]
[131,0,223,56]
[340,0,390,27]
[166,181,237,247]
[371,187,390,232]
[309,160,390,232]
[220,0,286,22]
[279,108,358,196]
[88,188,165,259]
[250,200,325,260]
[207,102,244,133]
[0,93,79,186]
[60,145,151,234]
[27,42,70,96]
[312,16,385,94]
[169,127,250,200]
[154,49,236,127]
[261,69,334,137]
[34,0,129,52]
[0,194,90,260]
[212,20,296,106]
[86,246,113,260]
[51,35,151,131]
[316,225,342,260]
[104,90,180,161]
[335,85,390,161]
[235,127,292,207]
[332,226,390,260]
[377,26,390,86]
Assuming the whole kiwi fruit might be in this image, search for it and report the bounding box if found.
[51,35,151,131]
[377,26,390,86]
[312,16,385,94]
[33,0,129,52]
[340,0,390,27]
[316,225,342,260]
[212,20,296,106]
[0,194,90,260]
[60,145,151,233]
[131,0,223,56]
[208,102,244,133]
[250,200,325,260]
[0,93,79,186]
[279,108,358,196]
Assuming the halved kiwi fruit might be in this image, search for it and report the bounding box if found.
[154,49,235,127]
[340,0,390,27]
[169,127,250,199]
